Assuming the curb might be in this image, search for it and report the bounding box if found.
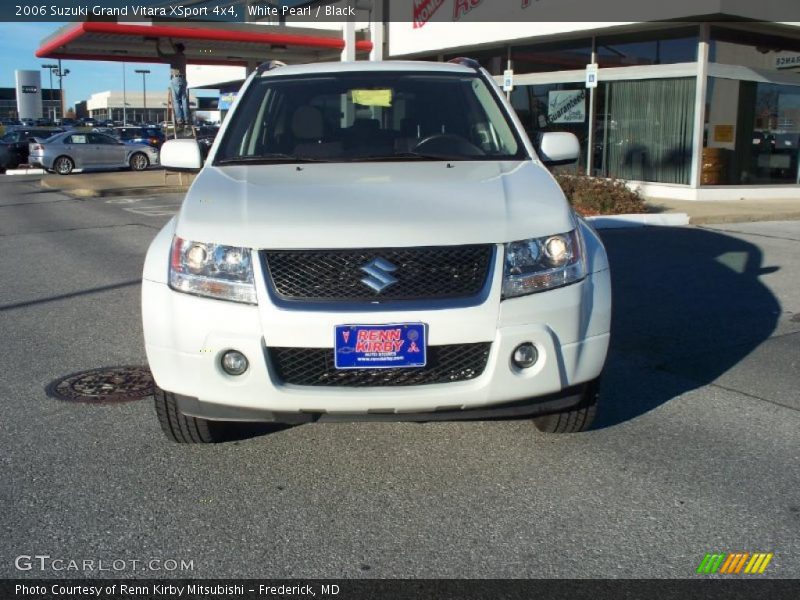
[688,212,800,225]
[587,213,690,229]
[5,168,45,175]
[41,180,187,198]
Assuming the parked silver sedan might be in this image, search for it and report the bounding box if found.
[28,131,159,175]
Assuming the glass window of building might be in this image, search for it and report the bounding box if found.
[594,78,696,184]
[0,89,16,119]
[512,82,589,171]
[509,40,592,74]
[704,77,800,185]
[596,29,699,67]
[710,27,800,70]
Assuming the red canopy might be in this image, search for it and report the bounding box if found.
[37,21,372,67]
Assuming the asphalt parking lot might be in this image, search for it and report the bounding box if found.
[0,175,798,579]
[102,193,184,218]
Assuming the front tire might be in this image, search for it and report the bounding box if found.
[129,152,149,171]
[533,378,600,433]
[154,386,228,443]
[54,156,74,175]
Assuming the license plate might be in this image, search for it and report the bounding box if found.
[334,323,427,369]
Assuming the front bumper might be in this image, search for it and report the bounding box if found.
[174,382,594,423]
[142,253,611,419]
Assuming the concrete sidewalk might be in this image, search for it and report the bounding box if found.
[38,169,800,224]
[647,197,800,225]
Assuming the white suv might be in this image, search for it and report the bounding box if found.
[144,59,611,443]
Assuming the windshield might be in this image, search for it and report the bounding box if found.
[215,71,525,164]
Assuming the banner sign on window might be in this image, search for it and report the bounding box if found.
[218,93,237,110]
[547,90,586,124]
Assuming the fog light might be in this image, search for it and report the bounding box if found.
[512,343,538,369]
[221,350,248,376]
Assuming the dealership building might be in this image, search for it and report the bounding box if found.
[34,1,800,200]
[83,89,174,123]
[0,70,62,121]
[381,4,800,200]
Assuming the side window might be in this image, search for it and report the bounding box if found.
[89,133,115,144]
[236,86,281,156]
[469,79,519,155]
[67,134,88,145]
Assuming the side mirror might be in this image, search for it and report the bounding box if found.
[538,132,580,167]
[160,139,203,172]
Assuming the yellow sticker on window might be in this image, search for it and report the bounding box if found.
[351,89,392,107]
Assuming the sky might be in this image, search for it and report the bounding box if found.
[0,22,176,110]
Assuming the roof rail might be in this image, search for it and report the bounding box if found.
[256,60,286,75]
[447,57,481,71]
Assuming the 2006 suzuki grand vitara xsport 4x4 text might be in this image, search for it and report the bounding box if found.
[144,58,611,443]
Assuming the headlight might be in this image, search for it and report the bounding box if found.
[502,229,586,298]
[169,236,256,304]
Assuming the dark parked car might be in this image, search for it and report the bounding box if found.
[113,126,166,148]
[0,118,21,134]
[0,145,12,171]
[0,127,62,171]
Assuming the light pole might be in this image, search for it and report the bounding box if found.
[52,59,70,121]
[122,62,127,124]
[41,64,57,121]
[135,69,150,124]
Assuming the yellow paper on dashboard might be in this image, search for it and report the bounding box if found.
[351,89,392,107]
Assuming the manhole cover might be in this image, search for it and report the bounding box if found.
[46,366,154,404]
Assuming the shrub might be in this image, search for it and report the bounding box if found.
[553,174,647,216]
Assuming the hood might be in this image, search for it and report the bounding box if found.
[175,161,574,249]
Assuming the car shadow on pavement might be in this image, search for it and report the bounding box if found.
[221,422,295,442]
[593,226,781,429]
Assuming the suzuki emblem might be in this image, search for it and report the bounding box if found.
[360,257,398,293]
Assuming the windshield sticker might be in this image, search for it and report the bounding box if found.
[351,89,393,107]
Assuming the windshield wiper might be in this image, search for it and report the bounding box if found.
[346,152,471,162]
[215,153,330,165]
